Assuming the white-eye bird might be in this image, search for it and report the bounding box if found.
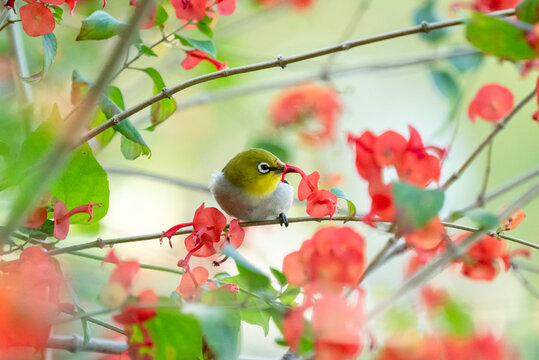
[209,149,294,226]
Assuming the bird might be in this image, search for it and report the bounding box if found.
[209,148,294,226]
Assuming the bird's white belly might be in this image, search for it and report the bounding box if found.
[209,172,294,220]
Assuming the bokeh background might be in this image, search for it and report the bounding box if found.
[1,0,539,358]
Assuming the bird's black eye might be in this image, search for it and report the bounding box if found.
[258,162,271,174]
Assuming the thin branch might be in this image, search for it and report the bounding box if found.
[104,166,210,193]
[46,214,539,256]
[365,181,539,324]
[511,263,539,299]
[0,18,19,32]
[0,0,155,246]
[477,141,493,206]
[166,47,480,115]
[441,88,536,190]
[360,236,397,283]
[79,9,515,145]
[511,261,539,274]
[456,167,539,213]
[46,334,127,354]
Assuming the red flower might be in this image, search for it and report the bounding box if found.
[113,289,158,325]
[160,203,229,268]
[468,84,514,123]
[0,247,62,351]
[270,83,341,146]
[177,266,239,300]
[312,294,363,360]
[502,209,526,231]
[53,200,101,240]
[171,0,207,20]
[103,250,140,291]
[297,171,337,219]
[257,0,316,10]
[181,50,227,71]
[282,226,365,291]
[283,308,305,352]
[19,3,55,37]
[403,217,445,250]
[455,234,529,281]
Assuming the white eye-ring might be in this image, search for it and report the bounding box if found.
[258,162,271,174]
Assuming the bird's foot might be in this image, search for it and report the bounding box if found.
[278,212,289,227]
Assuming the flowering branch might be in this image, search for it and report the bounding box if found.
[47,214,538,256]
[441,88,536,190]
[79,9,515,146]
[365,180,539,323]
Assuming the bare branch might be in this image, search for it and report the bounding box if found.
[80,9,515,145]
[104,166,210,193]
[47,334,127,354]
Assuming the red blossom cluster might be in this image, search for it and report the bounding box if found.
[282,226,366,359]
[468,84,514,123]
[0,247,64,352]
[24,200,101,240]
[377,332,518,360]
[270,83,342,146]
[281,162,337,218]
[347,126,445,234]
[455,233,529,281]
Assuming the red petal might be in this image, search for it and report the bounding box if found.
[53,201,70,240]
[226,219,245,249]
[171,0,206,20]
[283,308,305,351]
[403,217,445,250]
[40,0,65,4]
[19,3,55,37]
[113,289,158,324]
[139,3,157,29]
[470,84,514,122]
[306,190,337,219]
[217,0,235,15]
[160,222,193,247]
[374,130,407,166]
[177,266,209,300]
[298,171,320,201]
[181,50,227,71]
[347,131,382,184]
[184,233,217,257]
[102,249,120,265]
[193,204,227,242]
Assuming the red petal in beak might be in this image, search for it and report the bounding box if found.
[277,160,316,191]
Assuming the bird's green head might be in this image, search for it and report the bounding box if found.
[222,149,285,196]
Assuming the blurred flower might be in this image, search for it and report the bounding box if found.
[171,0,207,20]
[256,0,316,10]
[0,247,63,351]
[502,209,526,231]
[181,50,227,71]
[23,206,48,229]
[420,286,449,310]
[283,226,365,291]
[270,83,341,146]
[451,0,519,12]
[176,266,238,301]
[455,234,529,281]
[403,217,445,250]
[468,84,514,123]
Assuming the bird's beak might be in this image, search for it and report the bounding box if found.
[276,160,307,182]
[273,166,285,174]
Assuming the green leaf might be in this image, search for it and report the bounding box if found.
[76,11,126,41]
[240,302,271,336]
[175,35,217,58]
[51,143,109,224]
[270,267,287,287]
[279,285,300,305]
[448,52,484,72]
[141,67,177,126]
[413,0,448,42]
[222,244,272,292]
[107,86,125,110]
[154,5,168,27]
[142,308,203,360]
[120,135,150,160]
[438,300,474,337]
[183,303,240,360]
[393,182,444,231]
[330,187,357,217]
[22,33,57,83]
[139,44,158,57]
[466,210,499,229]
[466,12,536,60]
[52,6,63,24]
[197,21,213,38]
[517,0,539,24]
[430,69,459,103]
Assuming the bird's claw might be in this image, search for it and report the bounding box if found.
[278,212,289,227]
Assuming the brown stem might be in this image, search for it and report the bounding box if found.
[477,141,494,206]
[79,9,516,146]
